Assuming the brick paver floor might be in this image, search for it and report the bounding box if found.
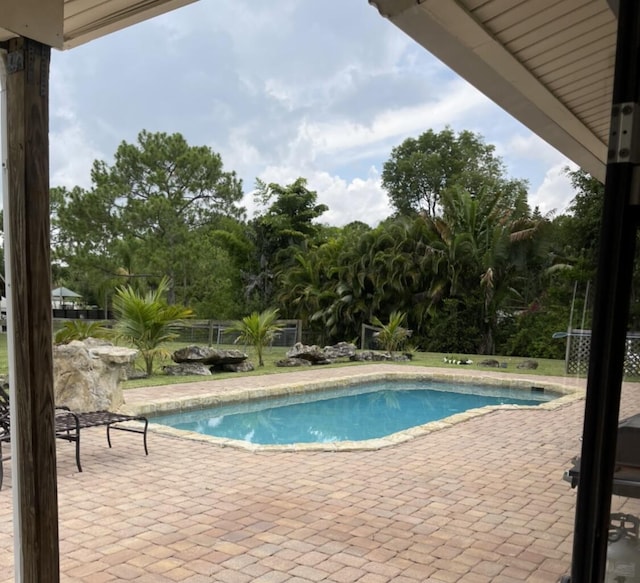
[1,364,639,582]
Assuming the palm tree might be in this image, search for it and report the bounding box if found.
[112,276,192,376]
[54,320,112,345]
[371,311,412,357]
[422,187,543,354]
[230,308,283,366]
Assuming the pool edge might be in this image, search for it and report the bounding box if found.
[124,370,585,452]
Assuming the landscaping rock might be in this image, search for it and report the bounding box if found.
[219,361,255,373]
[322,342,357,359]
[517,359,539,370]
[286,342,358,364]
[286,343,327,363]
[172,346,247,365]
[53,339,138,412]
[350,351,392,362]
[124,366,148,380]
[275,358,313,367]
[162,362,212,376]
[480,359,501,367]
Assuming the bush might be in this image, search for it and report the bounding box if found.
[54,320,112,345]
[503,308,567,359]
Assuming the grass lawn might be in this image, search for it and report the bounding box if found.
[0,334,575,389]
[119,342,571,390]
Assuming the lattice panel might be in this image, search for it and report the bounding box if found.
[566,331,640,377]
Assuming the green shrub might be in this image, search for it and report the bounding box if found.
[54,320,112,345]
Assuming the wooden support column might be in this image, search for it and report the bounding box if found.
[3,36,59,582]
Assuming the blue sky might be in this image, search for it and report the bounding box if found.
[48,0,578,226]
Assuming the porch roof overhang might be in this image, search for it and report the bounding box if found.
[368,0,618,182]
[0,0,197,50]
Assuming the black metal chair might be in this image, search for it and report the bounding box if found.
[0,383,148,488]
[0,386,10,490]
[54,409,148,473]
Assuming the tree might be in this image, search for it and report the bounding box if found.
[421,187,543,354]
[53,130,245,307]
[248,178,328,309]
[112,277,192,376]
[371,311,412,357]
[230,308,283,367]
[381,127,528,217]
[561,167,604,274]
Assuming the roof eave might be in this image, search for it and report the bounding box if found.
[370,0,609,181]
[0,0,197,50]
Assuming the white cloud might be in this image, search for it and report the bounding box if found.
[49,61,104,190]
[253,165,391,227]
[294,80,493,161]
[505,133,571,167]
[216,129,265,186]
[40,0,586,228]
[311,168,392,227]
[529,162,578,215]
[50,125,103,190]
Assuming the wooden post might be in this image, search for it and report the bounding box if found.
[2,37,60,582]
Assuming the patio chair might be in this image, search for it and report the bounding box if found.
[0,383,149,488]
[0,386,9,490]
[54,409,149,473]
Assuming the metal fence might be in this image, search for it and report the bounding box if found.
[50,318,302,347]
[172,320,302,347]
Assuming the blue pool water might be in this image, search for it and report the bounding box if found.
[151,380,556,445]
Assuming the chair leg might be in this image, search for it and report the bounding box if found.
[142,418,148,456]
[107,418,149,455]
[75,429,82,473]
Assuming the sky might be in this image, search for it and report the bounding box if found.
[47,0,579,227]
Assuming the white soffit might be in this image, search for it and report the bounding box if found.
[369,0,617,182]
[0,0,197,50]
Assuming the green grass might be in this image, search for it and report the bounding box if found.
[0,334,7,374]
[0,334,572,388]
[119,342,570,390]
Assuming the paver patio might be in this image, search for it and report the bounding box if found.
[1,364,639,582]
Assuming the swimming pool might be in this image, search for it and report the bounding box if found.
[150,379,558,446]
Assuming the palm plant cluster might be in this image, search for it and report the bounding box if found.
[229,308,282,366]
[47,128,614,362]
[111,277,192,376]
[277,188,550,356]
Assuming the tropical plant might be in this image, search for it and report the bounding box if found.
[53,320,112,345]
[229,308,283,366]
[111,277,192,375]
[371,311,412,357]
[248,178,328,310]
[420,187,543,354]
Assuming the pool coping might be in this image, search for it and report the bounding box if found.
[123,370,585,452]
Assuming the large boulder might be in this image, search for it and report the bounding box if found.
[53,339,138,413]
[285,342,358,364]
[162,363,212,376]
[275,358,313,367]
[220,361,255,373]
[172,346,248,366]
[350,351,392,362]
[322,342,357,360]
[517,359,539,370]
[286,343,327,363]
[480,359,501,368]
